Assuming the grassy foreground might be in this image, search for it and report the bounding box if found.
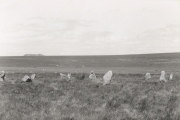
[0,73,180,120]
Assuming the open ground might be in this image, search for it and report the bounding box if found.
[0,53,180,120]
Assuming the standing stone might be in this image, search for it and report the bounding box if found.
[0,70,5,81]
[169,73,173,80]
[67,73,71,80]
[160,71,166,82]
[145,73,151,80]
[31,74,36,80]
[60,73,67,80]
[103,70,112,85]
[22,75,32,82]
[89,71,96,80]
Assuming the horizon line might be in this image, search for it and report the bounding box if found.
[0,52,180,57]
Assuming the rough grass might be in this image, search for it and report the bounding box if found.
[0,73,180,120]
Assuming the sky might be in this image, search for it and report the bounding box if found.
[0,0,180,56]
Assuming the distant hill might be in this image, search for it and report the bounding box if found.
[24,54,44,56]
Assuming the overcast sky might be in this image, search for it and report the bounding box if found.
[0,0,180,56]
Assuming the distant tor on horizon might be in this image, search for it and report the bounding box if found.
[24,54,44,56]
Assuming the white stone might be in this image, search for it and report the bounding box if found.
[160,71,166,82]
[169,73,173,80]
[103,70,112,85]
[60,73,71,81]
[0,70,5,80]
[67,73,71,80]
[89,71,96,80]
[22,75,31,82]
[31,74,36,80]
[145,73,151,80]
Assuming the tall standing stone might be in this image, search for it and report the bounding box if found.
[160,71,166,82]
[103,70,112,85]
[31,74,36,80]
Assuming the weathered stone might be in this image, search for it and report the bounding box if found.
[103,70,112,85]
[89,71,96,80]
[67,73,71,80]
[145,73,151,80]
[169,73,173,80]
[22,75,32,82]
[31,74,36,80]
[0,70,5,80]
[160,71,166,82]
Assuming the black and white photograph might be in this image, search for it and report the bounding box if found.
[0,0,180,119]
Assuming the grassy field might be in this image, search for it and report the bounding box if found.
[0,53,180,120]
[0,73,180,120]
[0,52,180,74]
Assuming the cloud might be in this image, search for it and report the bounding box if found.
[0,0,180,55]
[128,24,180,54]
